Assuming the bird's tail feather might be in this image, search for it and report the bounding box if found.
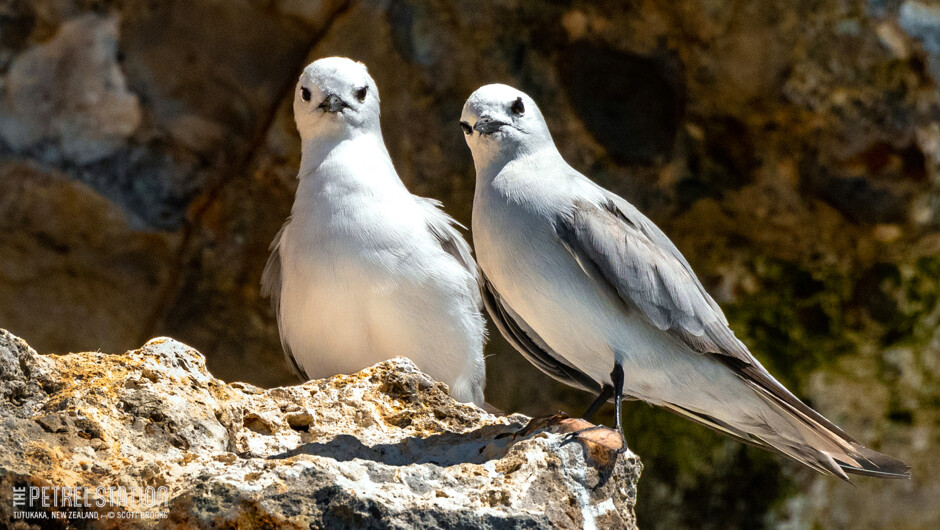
[742,375,911,480]
[660,402,850,478]
[659,371,911,480]
[838,443,911,479]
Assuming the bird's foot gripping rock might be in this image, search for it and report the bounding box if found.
[503,413,631,467]
[562,422,630,455]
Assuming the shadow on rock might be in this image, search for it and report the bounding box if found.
[269,422,526,467]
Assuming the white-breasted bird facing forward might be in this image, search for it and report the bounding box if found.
[460,83,909,479]
[262,58,486,405]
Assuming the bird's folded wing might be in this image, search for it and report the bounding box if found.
[418,197,483,310]
[554,196,752,364]
[554,193,910,479]
[261,218,308,380]
[554,195,867,443]
[481,273,602,394]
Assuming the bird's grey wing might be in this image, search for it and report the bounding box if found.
[481,273,602,394]
[556,194,911,479]
[418,197,483,309]
[555,196,752,363]
[555,197,869,448]
[600,190,728,323]
[261,218,307,380]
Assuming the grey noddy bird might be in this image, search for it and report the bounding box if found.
[262,58,486,405]
[461,83,909,480]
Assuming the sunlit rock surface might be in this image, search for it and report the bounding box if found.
[0,330,640,528]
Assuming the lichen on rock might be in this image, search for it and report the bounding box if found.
[0,329,640,528]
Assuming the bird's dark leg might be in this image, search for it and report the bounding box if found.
[610,362,627,453]
[562,364,629,453]
[581,384,614,422]
[498,384,615,442]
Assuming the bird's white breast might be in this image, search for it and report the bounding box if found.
[278,138,484,402]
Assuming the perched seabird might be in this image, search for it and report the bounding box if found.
[262,58,486,405]
[460,83,909,479]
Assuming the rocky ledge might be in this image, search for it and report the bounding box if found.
[0,329,640,529]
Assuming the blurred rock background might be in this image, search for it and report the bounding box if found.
[0,0,937,527]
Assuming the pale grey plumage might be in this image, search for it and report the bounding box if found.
[261,218,305,378]
[555,195,747,361]
[481,273,600,394]
[263,201,484,381]
[553,192,905,477]
[417,197,483,311]
[261,58,486,405]
[462,83,909,480]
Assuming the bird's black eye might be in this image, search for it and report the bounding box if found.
[460,121,473,135]
[354,86,367,102]
[301,87,311,102]
[510,96,525,116]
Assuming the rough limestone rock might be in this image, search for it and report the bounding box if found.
[0,329,640,529]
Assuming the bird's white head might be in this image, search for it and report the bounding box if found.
[460,84,553,170]
[294,57,381,142]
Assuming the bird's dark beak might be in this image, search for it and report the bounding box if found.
[318,93,349,113]
[473,117,508,135]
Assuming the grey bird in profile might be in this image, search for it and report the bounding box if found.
[262,58,486,405]
[460,83,910,479]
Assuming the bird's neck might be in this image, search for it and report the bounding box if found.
[297,129,388,178]
[474,145,567,194]
[294,132,407,212]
